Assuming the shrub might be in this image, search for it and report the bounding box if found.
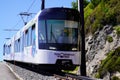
[90,0,101,8]
[95,73,101,78]
[112,76,120,80]
[106,36,113,43]
[114,26,120,36]
[84,3,94,20]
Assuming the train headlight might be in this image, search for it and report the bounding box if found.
[49,46,57,50]
[72,48,77,51]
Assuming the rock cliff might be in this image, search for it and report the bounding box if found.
[86,25,120,79]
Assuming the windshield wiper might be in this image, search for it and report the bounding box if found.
[50,24,57,43]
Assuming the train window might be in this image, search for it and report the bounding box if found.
[25,30,29,46]
[5,45,7,54]
[3,45,5,55]
[20,37,22,52]
[31,24,35,45]
[38,20,46,43]
[21,34,24,51]
[6,45,8,54]
[6,44,11,54]
[18,39,20,52]
[29,28,31,45]
[47,20,64,43]
[3,44,8,55]
[7,45,9,54]
[15,40,17,52]
[47,20,78,44]
[14,41,17,52]
[22,34,24,50]
[14,39,20,52]
[20,36,22,52]
[8,45,9,53]
[9,45,11,53]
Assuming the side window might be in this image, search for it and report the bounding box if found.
[38,20,46,43]
[14,39,20,52]
[3,44,5,55]
[22,34,24,51]
[6,44,11,54]
[21,34,24,51]
[14,41,17,52]
[29,28,31,46]
[6,45,8,54]
[20,36,22,52]
[7,45,9,54]
[25,30,29,46]
[25,28,32,46]
[18,39,20,52]
[31,24,35,45]
[9,44,11,54]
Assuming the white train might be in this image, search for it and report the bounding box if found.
[3,7,81,70]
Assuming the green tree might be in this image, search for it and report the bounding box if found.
[90,0,101,7]
[72,0,89,10]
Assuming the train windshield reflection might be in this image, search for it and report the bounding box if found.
[47,20,78,44]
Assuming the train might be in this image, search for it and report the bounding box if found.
[3,7,81,70]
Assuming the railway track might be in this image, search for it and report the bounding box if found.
[6,61,101,80]
[54,72,96,80]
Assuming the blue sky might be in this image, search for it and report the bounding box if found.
[0,0,76,61]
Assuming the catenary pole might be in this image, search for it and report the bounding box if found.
[78,0,86,76]
[41,0,45,10]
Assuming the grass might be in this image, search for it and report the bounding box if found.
[63,66,79,74]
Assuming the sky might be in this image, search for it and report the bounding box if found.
[0,0,76,61]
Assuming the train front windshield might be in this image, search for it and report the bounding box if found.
[47,20,78,44]
[38,20,79,51]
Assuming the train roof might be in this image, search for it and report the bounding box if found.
[39,7,80,21]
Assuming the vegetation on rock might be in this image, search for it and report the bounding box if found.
[106,36,113,43]
[72,0,120,34]
[112,76,120,80]
[96,47,120,78]
[114,25,120,36]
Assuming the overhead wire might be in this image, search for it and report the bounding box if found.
[27,0,37,13]
[4,0,38,40]
[8,0,38,31]
[26,0,37,22]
